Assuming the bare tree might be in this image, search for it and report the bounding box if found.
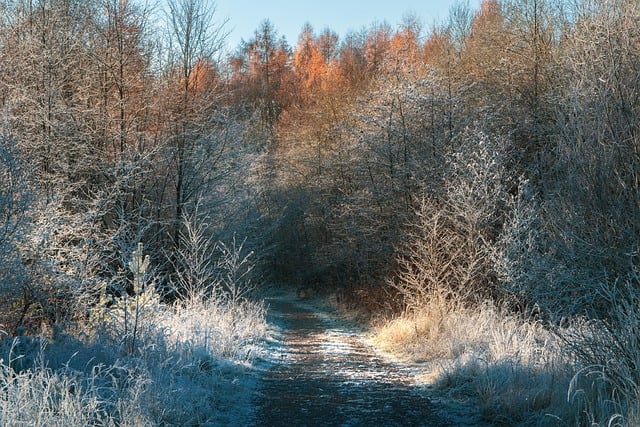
[160,0,230,246]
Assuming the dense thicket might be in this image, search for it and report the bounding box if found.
[0,0,637,329]
[0,0,258,332]
[250,0,640,325]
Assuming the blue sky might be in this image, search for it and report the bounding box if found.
[214,0,482,51]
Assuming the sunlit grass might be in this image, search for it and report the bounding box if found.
[372,293,575,425]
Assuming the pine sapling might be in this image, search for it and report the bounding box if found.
[128,242,151,355]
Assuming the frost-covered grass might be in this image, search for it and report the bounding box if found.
[374,295,640,425]
[372,293,576,426]
[0,294,267,426]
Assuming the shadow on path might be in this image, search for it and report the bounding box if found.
[253,297,454,427]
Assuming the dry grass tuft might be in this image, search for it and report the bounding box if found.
[373,291,575,425]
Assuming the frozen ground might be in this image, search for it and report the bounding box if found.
[249,296,483,427]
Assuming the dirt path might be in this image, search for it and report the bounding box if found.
[252,297,454,427]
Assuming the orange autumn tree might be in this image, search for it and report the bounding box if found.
[364,22,392,73]
[462,0,508,83]
[187,57,219,96]
[335,30,369,91]
[293,23,328,103]
[241,20,295,134]
[423,28,454,67]
[388,14,422,72]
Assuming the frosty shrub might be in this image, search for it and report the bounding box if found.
[215,236,257,307]
[0,137,33,333]
[391,130,511,311]
[171,208,257,307]
[494,182,551,311]
[171,210,220,300]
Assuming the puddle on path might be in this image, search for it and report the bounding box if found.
[253,297,454,427]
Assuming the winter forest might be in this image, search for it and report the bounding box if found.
[0,0,639,425]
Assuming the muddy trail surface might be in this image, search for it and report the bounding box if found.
[253,297,455,427]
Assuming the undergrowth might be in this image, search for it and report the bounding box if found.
[0,238,267,426]
[0,294,266,426]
